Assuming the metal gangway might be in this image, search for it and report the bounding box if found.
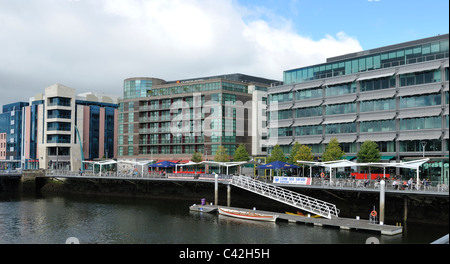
[231,176,340,219]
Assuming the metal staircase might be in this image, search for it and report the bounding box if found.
[231,176,340,219]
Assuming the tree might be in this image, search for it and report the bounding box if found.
[322,138,345,162]
[233,144,250,162]
[191,151,203,173]
[357,140,381,179]
[288,142,301,164]
[267,144,286,163]
[214,145,229,162]
[294,145,314,177]
[191,151,202,163]
[357,140,381,163]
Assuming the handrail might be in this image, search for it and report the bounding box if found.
[231,176,339,219]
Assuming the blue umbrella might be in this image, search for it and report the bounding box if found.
[257,161,299,170]
[149,160,177,168]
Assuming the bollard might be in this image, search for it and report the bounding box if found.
[379,179,385,225]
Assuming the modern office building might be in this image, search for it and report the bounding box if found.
[0,133,6,162]
[118,74,277,161]
[0,102,29,169]
[267,34,449,182]
[22,84,119,171]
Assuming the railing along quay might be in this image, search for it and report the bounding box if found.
[45,170,233,182]
[43,170,449,194]
[309,177,449,193]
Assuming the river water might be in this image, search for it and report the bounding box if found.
[0,192,447,244]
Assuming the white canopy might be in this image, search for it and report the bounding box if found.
[296,158,430,185]
[177,161,199,166]
[198,161,248,174]
[82,159,153,176]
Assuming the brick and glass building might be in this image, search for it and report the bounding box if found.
[267,34,449,182]
[118,74,278,161]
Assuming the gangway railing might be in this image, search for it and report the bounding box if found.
[231,176,340,219]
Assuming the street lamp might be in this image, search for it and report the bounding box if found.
[420,141,427,157]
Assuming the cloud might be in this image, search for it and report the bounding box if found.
[0,0,362,108]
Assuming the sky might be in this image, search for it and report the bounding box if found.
[0,0,448,108]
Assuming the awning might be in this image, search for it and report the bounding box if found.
[396,130,442,141]
[358,111,396,122]
[357,70,396,81]
[272,137,293,145]
[257,161,300,170]
[323,135,356,143]
[358,88,396,101]
[293,117,323,126]
[397,106,442,119]
[357,133,396,143]
[272,119,294,128]
[293,135,323,144]
[323,115,357,124]
[293,80,324,91]
[294,98,323,108]
[323,75,357,86]
[324,94,357,105]
[396,61,441,75]
[268,85,293,94]
[268,102,293,111]
[397,82,441,97]
[381,156,395,160]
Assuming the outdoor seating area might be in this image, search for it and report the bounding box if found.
[39,158,449,194]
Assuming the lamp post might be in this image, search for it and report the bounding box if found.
[420,141,427,157]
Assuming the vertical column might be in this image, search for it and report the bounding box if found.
[379,179,385,225]
[227,184,231,207]
[99,108,105,158]
[214,173,218,205]
[403,196,408,224]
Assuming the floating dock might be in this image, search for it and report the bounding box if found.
[189,204,402,236]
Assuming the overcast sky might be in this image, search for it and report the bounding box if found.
[0,0,448,109]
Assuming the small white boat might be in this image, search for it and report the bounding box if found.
[189,204,217,213]
[218,208,278,222]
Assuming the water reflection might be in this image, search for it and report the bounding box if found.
[0,193,446,244]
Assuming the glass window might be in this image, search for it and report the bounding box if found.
[325,102,356,115]
[295,125,323,136]
[283,38,448,85]
[296,106,322,118]
[400,116,441,130]
[325,122,356,134]
[400,94,441,108]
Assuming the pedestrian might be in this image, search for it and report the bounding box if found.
[392,179,399,190]
[407,178,413,190]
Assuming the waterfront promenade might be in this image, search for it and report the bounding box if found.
[41,169,449,196]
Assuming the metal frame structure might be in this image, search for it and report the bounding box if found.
[296,158,430,188]
[231,175,340,219]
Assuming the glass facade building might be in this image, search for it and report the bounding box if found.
[119,74,277,161]
[268,34,449,182]
[0,102,29,169]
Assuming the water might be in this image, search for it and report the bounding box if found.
[0,193,447,244]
